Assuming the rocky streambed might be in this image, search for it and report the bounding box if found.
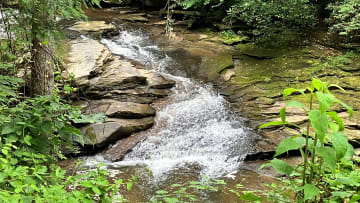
[59,7,360,202]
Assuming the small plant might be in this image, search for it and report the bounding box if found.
[219,30,248,45]
[259,78,359,202]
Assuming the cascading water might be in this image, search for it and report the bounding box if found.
[84,25,254,181]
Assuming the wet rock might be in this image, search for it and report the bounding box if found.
[141,71,176,89]
[76,99,156,119]
[68,21,115,35]
[102,88,172,104]
[65,39,112,85]
[84,59,147,90]
[221,69,236,81]
[81,117,154,146]
[102,133,147,161]
[185,48,234,81]
[115,13,149,23]
[339,65,360,72]
[78,58,175,103]
[82,59,175,91]
[234,44,279,59]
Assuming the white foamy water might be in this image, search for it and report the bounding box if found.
[0,13,7,39]
[85,26,253,180]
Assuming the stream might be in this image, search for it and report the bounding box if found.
[82,24,258,202]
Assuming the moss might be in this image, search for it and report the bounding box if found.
[199,53,234,81]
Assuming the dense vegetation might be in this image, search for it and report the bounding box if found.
[171,0,360,42]
[0,0,126,202]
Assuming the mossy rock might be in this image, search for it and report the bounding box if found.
[234,43,288,59]
[199,53,234,81]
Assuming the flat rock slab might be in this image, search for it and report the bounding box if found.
[85,59,147,90]
[81,117,154,146]
[115,13,149,23]
[76,99,156,119]
[65,39,111,85]
[83,59,174,90]
[69,21,115,34]
[100,88,172,104]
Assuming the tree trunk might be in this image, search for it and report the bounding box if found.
[30,38,55,96]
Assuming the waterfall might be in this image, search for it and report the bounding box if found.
[84,25,253,180]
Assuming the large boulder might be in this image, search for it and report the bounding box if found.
[81,117,154,146]
[65,39,112,85]
[76,99,156,119]
[82,58,175,103]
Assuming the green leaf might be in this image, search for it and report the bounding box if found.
[336,99,354,117]
[283,88,305,99]
[316,146,336,170]
[264,159,293,176]
[312,78,323,91]
[280,107,286,123]
[163,197,179,203]
[350,194,360,203]
[309,110,328,142]
[327,132,348,160]
[331,191,352,198]
[1,125,15,135]
[303,184,320,201]
[259,121,299,129]
[327,111,344,131]
[24,135,32,146]
[316,92,334,113]
[328,84,346,92]
[1,149,8,155]
[345,143,354,159]
[91,186,101,195]
[238,191,263,201]
[40,121,52,135]
[126,182,133,191]
[156,190,168,195]
[6,135,18,143]
[275,137,306,157]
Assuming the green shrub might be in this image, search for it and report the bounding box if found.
[259,78,359,202]
[327,0,360,39]
[225,0,317,40]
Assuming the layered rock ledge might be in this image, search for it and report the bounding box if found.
[64,22,175,156]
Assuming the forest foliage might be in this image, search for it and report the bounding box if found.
[174,0,360,41]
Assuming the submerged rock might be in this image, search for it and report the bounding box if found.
[81,117,154,146]
[76,99,156,119]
